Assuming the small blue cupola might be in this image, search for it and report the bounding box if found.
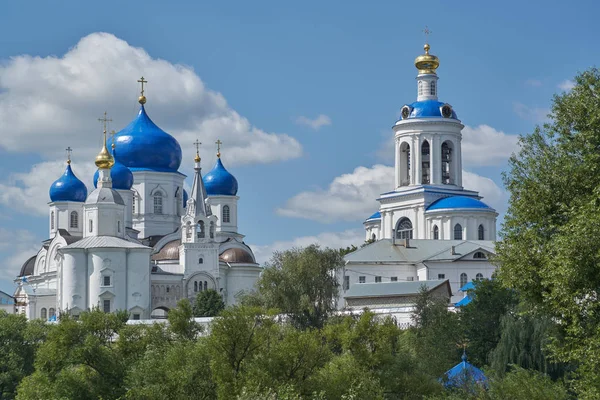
[204,157,238,196]
[49,161,88,203]
[110,96,182,173]
[93,147,134,190]
[443,351,488,388]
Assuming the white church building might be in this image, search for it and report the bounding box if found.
[14,89,261,320]
[337,43,498,316]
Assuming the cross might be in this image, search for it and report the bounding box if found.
[137,76,147,96]
[423,26,432,40]
[215,139,222,157]
[194,139,202,154]
[65,146,72,164]
[98,111,112,133]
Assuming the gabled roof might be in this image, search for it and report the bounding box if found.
[344,239,495,264]
[345,279,451,299]
[62,236,150,250]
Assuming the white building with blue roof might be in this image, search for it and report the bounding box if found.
[14,85,261,320]
[340,43,498,313]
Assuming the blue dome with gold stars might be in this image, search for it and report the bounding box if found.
[49,163,88,202]
[204,158,238,196]
[110,105,182,173]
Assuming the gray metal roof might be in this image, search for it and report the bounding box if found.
[344,239,495,264]
[85,187,125,205]
[345,280,450,298]
[62,236,150,250]
[19,255,36,277]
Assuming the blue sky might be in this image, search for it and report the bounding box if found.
[0,0,597,294]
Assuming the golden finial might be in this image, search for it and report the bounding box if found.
[137,76,147,105]
[414,26,439,74]
[95,112,115,169]
[193,139,201,163]
[110,130,116,150]
[65,146,72,165]
[215,139,222,158]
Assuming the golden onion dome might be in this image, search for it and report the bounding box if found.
[95,130,115,169]
[414,43,439,74]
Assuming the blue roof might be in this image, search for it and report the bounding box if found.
[49,164,88,202]
[366,211,381,220]
[93,149,134,190]
[454,295,472,307]
[459,281,476,292]
[399,100,458,120]
[427,196,493,212]
[203,158,238,196]
[111,105,182,173]
[444,352,488,388]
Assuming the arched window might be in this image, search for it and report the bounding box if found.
[371,233,376,242]
[186,222,192,240]
[460,273,468,288]
[222,205,230,223]
[476,273,484,280]
[199,257,203,264]
[153,191,163,214]
[209,222,215,239]
[418,81,423,96]
[197,221,205,238]
[453,223,462,240]
[204,281,208,291]
[478,224,485,240]
[40,308,47,320]
[395,218,413,240]
[401,142,411,186]
[50,211,55,230]
[194,281,198,292]
[70,211,78,229]
[430,80,436,96]
[441,141,453,184]
[117,220,121,233]
[89,220,93,233]
[433,225,439,240]
[473,252,487,259]
[49,308,55,319]
[421,140,430,184]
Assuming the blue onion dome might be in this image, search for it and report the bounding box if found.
[93,156,134,190]
[49,163,88,202]
[110,105,182,172]
[426,196,494,212]
[204,158,238,196]
[399,100,458,120]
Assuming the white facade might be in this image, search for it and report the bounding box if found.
[14,96,261,320]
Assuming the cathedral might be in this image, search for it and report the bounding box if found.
[337,43,498,314]
[14,86,261,320]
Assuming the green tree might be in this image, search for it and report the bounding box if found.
[495,68,600,394]
[0,312,47,400]
[245,245,343,329]
[193,289,225,317]
[459,279,518,367]
[168,298,202,340]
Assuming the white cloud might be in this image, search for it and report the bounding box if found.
[0,228,40,282]
[277,165,507,223]
[295,114,332,130]
[0,160,97,216]
[249,229,364,265]
[513,102,550,123]
[525,79,542,87]
[462,125,519,167]
[558,80,575,91]
[0,32,302,165]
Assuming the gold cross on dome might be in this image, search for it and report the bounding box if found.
[65,146,73,164]
[215,139,222,157]
[423,26,432,40]
[98,111,112,133]
[137,76,148,96]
